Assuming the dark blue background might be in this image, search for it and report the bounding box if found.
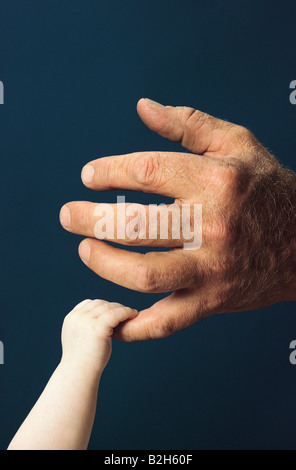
[0,0,295,450]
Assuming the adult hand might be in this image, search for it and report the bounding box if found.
[60,99,296,341]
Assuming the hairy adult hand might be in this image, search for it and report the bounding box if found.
[60,99,296,341]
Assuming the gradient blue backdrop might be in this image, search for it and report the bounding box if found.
[0,0,296,450]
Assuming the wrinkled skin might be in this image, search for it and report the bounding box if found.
[60,98,296,341]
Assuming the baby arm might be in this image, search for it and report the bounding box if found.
[8,299,138,450]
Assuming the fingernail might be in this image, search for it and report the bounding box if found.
[81,164,94,184]
[60,205,71,229]
[79,240,91,265]
[144,98,164,108]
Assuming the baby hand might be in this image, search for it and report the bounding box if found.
[61,299,138,374]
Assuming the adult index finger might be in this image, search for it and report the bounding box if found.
[80,151,205,199]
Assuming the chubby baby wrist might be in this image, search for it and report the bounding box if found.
[59,355,104,380]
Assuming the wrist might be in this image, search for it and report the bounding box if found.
[59,356,103,383]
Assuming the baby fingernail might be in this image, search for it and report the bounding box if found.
[81,164,94,184]
[79,240,91,265]
[60,205,71,228]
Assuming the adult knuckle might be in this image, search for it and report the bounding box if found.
[151,316,176,339]
[104,158,117,189]
[206,219,237,245]
[222,165,241,192]
[233,125,254,146]
[235,124,252,138]
[187,110,211,130]
[213,162,246,198]
[134,154,162,188]
[182,110,211,149]
[206,254,236,289]
[135,263,159,292]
